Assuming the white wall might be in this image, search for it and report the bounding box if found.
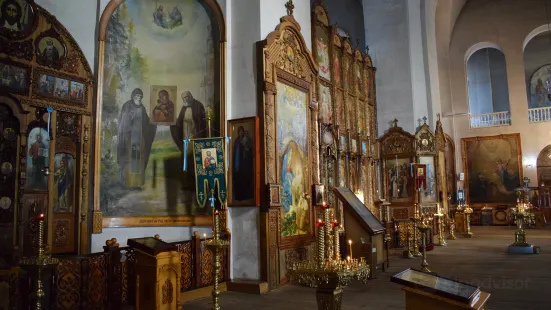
[364,0,415,134]
[260,0,311,51]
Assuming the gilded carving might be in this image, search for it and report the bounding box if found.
[435,113,445,151]
[53,219,69,247]
[56,112,81,139]
[162,279,174,304]
[92,211,102,234]
[0,38,34,60]
[415,121,436,154]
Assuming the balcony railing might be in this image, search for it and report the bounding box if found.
[528,107,551,123]
[469,111,511,128]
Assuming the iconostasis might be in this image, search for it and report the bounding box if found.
[0,1,93,259]
[311,3,378,226]
[257,2,380,290]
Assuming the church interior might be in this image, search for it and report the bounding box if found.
[2,0,551,309]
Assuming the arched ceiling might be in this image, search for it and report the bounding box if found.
[435,0,468,47]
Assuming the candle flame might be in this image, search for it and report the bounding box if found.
[347,256,350,261]
[40,213,44,218]
[348,239,352,244]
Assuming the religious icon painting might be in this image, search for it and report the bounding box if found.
[333,48,342,87]
[361,140,368,156]
[33,69,88,108]
[386,157,413,203]
[0,0,37,40]
[150,85,177,125]
[313,184,325,206]
[276,81,309,237]
[97,0,224,226]
[228,117,259,206]
[26,127,49,191]
[318,82,333,124]
[192,137,227,207]
[53,153,75,213]
[35,28,67,69]
[351,137,358,154]
[0,57,30,95]
[340,134,347,152]
[70,81,85,102]
[314,24,330,81]
[54,77,69,99]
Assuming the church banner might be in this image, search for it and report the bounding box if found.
[192,138,227,207]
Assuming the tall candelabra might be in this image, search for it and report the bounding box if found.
[448,216,457,240]
[463,205,473,238]
[290,203,370,310]
[409,203,422,257]
[434,204,447,246]
[205,210,229,310]
[507,200,540,254]
[19,214,59,310]
[418,214,434,274]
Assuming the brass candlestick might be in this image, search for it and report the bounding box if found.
[435,213,447,246]
[19,214,59,310]
[418,215,433,273]
[402,231,414,259]
[448,216,457,240]
[410,205,421,257]
[464,205,473,238]
[205,210,229,310]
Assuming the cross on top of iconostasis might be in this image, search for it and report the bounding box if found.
[285,0,294,16]
[422,116,427,124]
[392,118,399,127]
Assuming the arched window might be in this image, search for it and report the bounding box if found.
[524,29,551,122]
[466,47,511,127]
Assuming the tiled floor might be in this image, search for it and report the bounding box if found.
[185,226,551,309]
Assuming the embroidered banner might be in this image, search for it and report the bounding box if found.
[413,164,427,190]
[192,137,227,207]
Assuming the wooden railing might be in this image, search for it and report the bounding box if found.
[41,232,230,310]
[469,111,511,128]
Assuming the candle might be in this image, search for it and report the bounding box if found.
[203,233,207,240]
[348,239,353,259]
[347,256,351,261]
[437,203,441,214]
[316,220,326,263]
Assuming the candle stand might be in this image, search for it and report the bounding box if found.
[448,216,457,240]
[434,213,447,246]
[205,210,229,310]
[19,215,59,310]
[507,202,540,254]
[417,214,434,274]
[463,205,473,238]
[290,204,370,310]
[409,204,422,257]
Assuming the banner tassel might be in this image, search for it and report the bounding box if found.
[225,136,231,173]
[183,139,190,171]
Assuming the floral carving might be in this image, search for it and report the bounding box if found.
[162,279,174,304]
[54,219,69,247]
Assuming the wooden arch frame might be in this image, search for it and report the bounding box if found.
[93,0,227,231]
[259,13,319,289]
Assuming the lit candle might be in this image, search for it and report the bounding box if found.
[203,233,207,240]
[348,239,353,259]
[347,256,351,261]
[437,203,441,214]
[317,219,326,263]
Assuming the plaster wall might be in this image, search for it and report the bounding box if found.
[320,0,365,49]
[363,0,415,134]
[260,0,312,51]
[447,0,551,188]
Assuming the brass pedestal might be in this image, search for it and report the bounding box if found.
[316,286,343,310]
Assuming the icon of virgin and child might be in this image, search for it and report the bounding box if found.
[117,88,206,193]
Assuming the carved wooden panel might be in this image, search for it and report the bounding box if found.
[0,103,19,224]
[175,242,193,291]
[415,121,436,155]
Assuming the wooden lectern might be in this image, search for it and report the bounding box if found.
[392,269,490,310]
[128,237,181,310]
[333,187,386,278]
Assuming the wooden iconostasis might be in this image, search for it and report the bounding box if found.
[312,3,378,225]
[0,2,93,261]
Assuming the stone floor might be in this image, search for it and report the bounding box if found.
[185,226,551,309]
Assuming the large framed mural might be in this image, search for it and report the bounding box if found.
[462,134,522,205]
[95,0,226,228]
